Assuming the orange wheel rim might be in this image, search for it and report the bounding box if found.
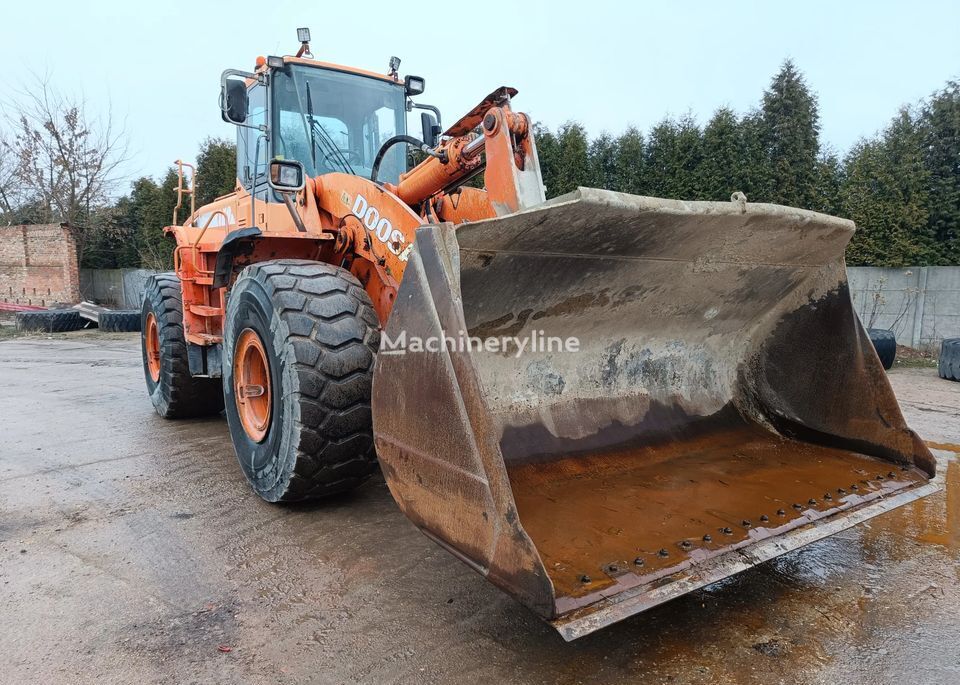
[145,312,161,383]
[234,328,272,443]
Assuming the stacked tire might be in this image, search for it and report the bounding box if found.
[867,328,897,370]
[939,338,960,382]
[15,310,83,333]
[99,310,141,332]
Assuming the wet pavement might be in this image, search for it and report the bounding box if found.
[1,333,958,684]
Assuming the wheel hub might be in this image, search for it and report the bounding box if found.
[145,312,161,383]
[234,328,272,442]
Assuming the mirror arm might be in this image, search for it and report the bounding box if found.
[280,191,307,233]
[410,102,442,130]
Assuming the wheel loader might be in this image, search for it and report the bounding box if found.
[141,28,939,640]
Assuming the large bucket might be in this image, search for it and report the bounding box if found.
[371,188,938,640]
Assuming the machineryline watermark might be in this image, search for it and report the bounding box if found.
[380,329,581,358]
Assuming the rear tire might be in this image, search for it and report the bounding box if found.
[867,328,896,370]
[222,259,380,502]
[99,310,141,332]
[141,273,224,418]
[16,310,83,333]
[940,338,960,382]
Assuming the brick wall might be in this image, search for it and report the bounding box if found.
[0,224,81,307]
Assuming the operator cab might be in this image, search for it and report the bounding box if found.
[270,65,405,183]
[220,29,433,198]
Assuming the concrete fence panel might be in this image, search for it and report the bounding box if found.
[848,266,960,349]
[80,268,159,309]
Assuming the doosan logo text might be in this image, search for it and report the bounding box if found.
[351,194,408,260]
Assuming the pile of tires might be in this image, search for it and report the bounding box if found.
[939,338,960,382]
[99,310,140,332]
[867,328,896,370]
[15,309,83,333]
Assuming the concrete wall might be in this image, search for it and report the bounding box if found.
[0,224,81,307]
[848,266,960,349]
[79,269,158,309]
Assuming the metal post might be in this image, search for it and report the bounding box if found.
[911,266,929,348]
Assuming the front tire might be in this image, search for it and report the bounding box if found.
[222,260,380,502]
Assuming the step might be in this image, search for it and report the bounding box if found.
[188,305,222,317]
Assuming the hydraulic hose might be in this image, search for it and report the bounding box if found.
[370,136,446,183]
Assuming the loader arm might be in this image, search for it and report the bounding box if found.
[314,87,545,325]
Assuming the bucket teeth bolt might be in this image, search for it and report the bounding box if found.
[702,534,712,542]
[851,484,859,491]
[838,488,847,494]
[887,471,896,478]
[741,520,752,528]
[680,540,692,549]
[824,493,832,500]
[721,527,733,535]
[580,574,591,583]
[792,503,803,510]
[776,509,786,516]
[658,549,670,558]
[759,514,769,522]
[633,557,645,567]
[808,498,817,505]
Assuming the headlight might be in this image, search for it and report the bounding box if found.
[268,160,305,191]
[404,75,425,96]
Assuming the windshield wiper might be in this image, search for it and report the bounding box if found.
[305,81,355,175]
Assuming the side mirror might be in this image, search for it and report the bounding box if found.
[268,159,305,193]
[404,75,425,96]
[421,112,440,148]
[222,78,248,124]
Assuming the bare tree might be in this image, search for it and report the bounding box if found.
[1,74,127,259]
[0,129,25,220]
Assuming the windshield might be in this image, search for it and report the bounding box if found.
[272,65,407,184]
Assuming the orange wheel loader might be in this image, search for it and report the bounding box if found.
[141,29,939,640]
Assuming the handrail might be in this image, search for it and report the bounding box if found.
[192,210,229,248]
[172,160,197,226]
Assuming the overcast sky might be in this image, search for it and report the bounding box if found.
[2,0,958,189]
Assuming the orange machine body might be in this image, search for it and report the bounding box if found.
[167,55,541,348]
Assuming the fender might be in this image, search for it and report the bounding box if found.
[212,227,262,288]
